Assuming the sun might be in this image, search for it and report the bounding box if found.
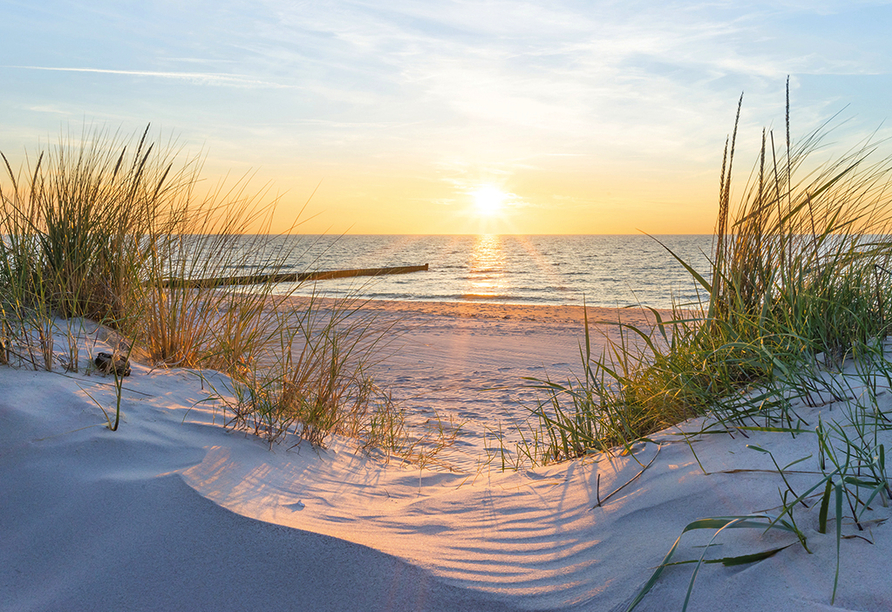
[471,185,506,216]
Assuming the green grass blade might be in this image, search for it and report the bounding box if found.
[718,544,794,566]
[646,233,713,294]
[625,535,683,612]
[627,515,801,611]
[832,482,843,604]
[818,479,832,534]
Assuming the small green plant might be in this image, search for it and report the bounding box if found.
[80,351,130,431]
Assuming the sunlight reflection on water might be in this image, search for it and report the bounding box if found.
[465,235,507,300]
[215,234,714,308]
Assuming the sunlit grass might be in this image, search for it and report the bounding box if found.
[517,83,892,609]
[525,87,892,463]
[0,125,453,459]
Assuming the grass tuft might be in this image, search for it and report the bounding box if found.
[0,125,438,461]
[526,82,892,609]
[525,84,892,463]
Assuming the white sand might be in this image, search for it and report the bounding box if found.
[2,303,892,611]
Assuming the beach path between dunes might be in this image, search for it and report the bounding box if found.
[339,300,670,472]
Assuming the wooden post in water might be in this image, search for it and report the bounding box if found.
[154,263,430,289]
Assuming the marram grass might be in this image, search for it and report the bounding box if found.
[0,125,451,460]
[521,83,892,610]
[527,86,892,464]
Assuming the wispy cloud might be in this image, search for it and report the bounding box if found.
[3,1,892,232]
[3,66,289,89]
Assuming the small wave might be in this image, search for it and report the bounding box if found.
[467,268,503,275]
[459,293,530,302]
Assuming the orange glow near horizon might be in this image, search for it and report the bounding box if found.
[242,168,722,236]
[187,150,724,236]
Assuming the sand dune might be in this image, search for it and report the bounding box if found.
[2,301,891,611]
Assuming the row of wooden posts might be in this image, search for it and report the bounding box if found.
[154,263,430,289]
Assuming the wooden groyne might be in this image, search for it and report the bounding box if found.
[155,263,430,289]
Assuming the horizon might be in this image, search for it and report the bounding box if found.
[242,231,718,236]
[3,2,892,235]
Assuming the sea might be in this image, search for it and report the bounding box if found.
[232,234,715,310]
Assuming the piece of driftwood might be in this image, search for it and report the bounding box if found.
[154,263,429,289]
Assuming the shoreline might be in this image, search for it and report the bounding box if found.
[282,294,679,327]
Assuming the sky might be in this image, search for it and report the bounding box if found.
[2,1,892,235]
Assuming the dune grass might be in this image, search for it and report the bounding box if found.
[0,125,437,458]
[516,84,892,609]
[0,126,267,367]
[209,293,396,448]
[526,86,892,464]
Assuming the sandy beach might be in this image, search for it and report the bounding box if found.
[338,299,671,472]
[5,3,891,609]
[3,299,892,611]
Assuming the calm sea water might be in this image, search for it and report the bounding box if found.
[233,235,715,310]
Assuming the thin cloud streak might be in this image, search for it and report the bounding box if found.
[2,1,892,233]
[4,66,290,89]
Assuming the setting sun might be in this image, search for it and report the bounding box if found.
[471,185,506,216]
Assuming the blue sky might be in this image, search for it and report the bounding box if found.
[3,1,892,233]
